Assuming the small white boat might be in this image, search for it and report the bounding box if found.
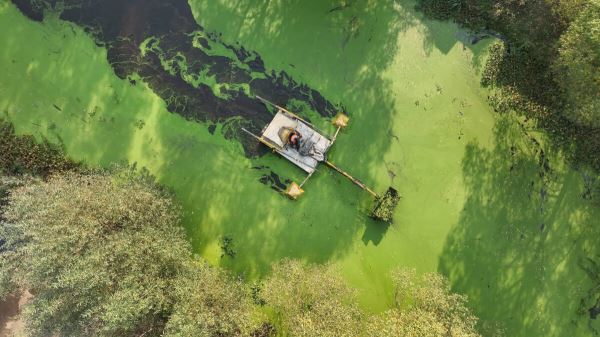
[257,108,332,174]
[243,96,348,197]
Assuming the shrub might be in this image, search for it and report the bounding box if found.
[367,268,481,337]
[0,171,188,337]
[261,260,365,337]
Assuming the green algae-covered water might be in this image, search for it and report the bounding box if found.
[1,1,599,336]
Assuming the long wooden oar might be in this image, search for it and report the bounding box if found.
[325,160,400,223]
[324,160,377,197]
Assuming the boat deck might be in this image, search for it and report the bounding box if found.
[261,111,332,173]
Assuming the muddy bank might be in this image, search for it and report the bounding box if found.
[0,291,31,337]
[12,0,340,155]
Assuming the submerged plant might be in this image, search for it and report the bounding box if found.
[220,235,237,258]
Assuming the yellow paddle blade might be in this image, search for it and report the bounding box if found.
[332,112,350,128]
[285,182,304,200]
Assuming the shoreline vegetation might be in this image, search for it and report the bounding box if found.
[0,118,484,336]
[416,0,600,171]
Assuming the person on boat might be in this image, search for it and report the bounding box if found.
[289,130,301,149]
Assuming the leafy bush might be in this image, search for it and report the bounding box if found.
[554,0,600,127]
[0,169,261,337]
[367,268,481,337]
[164,258,259,337]
[261,260,365,337]
[1,172,190,336]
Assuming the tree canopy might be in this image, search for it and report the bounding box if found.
[0,171,257,337]
[261,260,365,337]
[164,258,258,337]
[0,171,188,336]
[554,0,600,127]
[260,261,483,337]
[367,268,481,337]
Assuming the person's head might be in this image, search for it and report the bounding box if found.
[290,133,299,144]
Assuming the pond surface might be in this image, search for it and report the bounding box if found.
[1,1,599,336]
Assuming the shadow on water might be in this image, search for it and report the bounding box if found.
[439,114,600,336]
[361,221,390,246]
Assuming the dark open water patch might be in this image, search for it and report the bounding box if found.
[252,166,291,191]
[12,0,341,156]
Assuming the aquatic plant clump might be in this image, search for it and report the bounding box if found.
[370,187,400,223]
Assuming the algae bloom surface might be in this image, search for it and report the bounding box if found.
[1,1,599,336]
